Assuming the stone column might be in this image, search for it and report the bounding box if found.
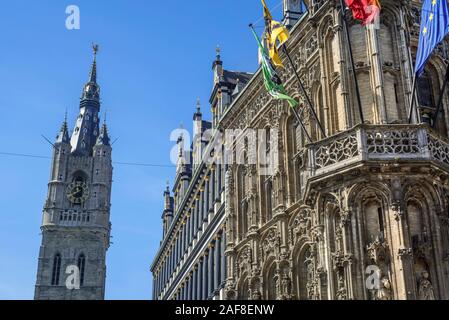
[178,231,182,261]
[196,199,201,232]
[181,281,185,300]
[222,231,227,282]
[175,237,178,265]
[205,179,210,215]
[192,265,198,300]
[217,164,222,202]
[186,218,190,248]
[366,23,387,123]
[198,257,203,300]
[156,273,160,298]
[203,251,209,299]
[215,235,221,294]
[209,243,215,296]
[189,270,194,300]
[211,167,216,207]
[202,188,207,223]
[186,279,190,300]
[152,277,156,300]
[171,247,175,273]
[189,209,195,244]
[181,227,185,259]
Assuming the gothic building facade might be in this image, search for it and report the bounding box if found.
[34,49,113,300]
[152,0,449,300]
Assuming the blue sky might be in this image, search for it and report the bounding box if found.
[0,0,285,300]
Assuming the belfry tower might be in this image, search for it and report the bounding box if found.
[34,45,113,300]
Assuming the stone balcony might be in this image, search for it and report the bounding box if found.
[301,124,449,180]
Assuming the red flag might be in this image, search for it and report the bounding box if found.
[345,0,381,25]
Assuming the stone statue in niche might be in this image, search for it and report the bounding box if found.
[418,271,436,300]
[374,277,392,300]
[251,290,262,300]
[281,273,292,299]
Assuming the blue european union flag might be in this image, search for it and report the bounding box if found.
[415,0,449,75]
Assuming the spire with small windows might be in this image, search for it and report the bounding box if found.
[71,44,102,156]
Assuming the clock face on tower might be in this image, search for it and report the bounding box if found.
[66,181,90,204]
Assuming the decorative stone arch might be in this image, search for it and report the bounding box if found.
[345,182,394,299]
[282,113,302,204]
[403,181,446,299]
[237,271,250,300]
[291,240,316,300]
[419,57,449,136]
[349,182,391,240]
[262,256,277,300]
[319,14,342,133]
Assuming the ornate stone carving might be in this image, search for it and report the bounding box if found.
[366,128,420,155]
[314,133,358,170]
[366,236,389,265]
[373,277,393,301]
[418,271,436,300]
[274,269,293,300]
[397,247,413,259]
[412,233,432,261]
[237,246,252,277]
[292,209,312,241]
[261,228,281,261]
[224,279,237,300]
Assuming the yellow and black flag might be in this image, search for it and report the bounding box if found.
[261,0,290,68]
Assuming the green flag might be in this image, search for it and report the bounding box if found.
[251,26,298,108]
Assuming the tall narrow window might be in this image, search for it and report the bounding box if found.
[51,253,61,285]
[265,179,273,222]
[77,254,86,286]
[417,71,434,108]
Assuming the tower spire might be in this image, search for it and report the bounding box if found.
[56,112,70,144]
[72,44,102,155]
[81,43,100,103]
[89,43,99,83]
[193,98,202,120]
[96,122,111,146]
[196,98,201,114]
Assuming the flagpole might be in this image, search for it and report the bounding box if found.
[249,23,313,144]
[408,73,418,124]
[281,44,327,138]
[432,63,449,128]
[339,0,365,125]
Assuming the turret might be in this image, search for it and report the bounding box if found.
[162,185,174,237]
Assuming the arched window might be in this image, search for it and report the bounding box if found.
[417,71,434,109]
[77,254,86,286]
[265,261,277,300]
[286,117,301,202]
[240,200,249,238]
[364,199,385,241]
[417,68,448,136]
[51,253,61,286]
